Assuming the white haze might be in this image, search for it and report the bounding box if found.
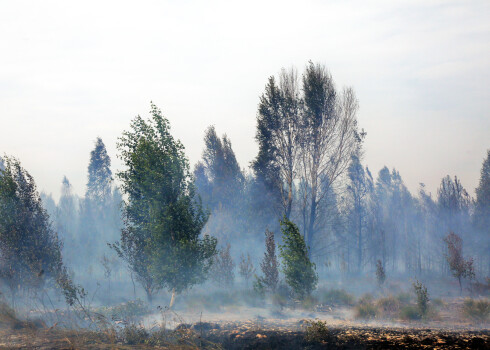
[0,0,489,199]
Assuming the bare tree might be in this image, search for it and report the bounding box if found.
[299,62,361,251]
[238,253,255,287]
[259,229,279,292]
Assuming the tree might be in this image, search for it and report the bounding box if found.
[112,103,217,305]
[257,229,279,292]
[299,62,362,250]
[0,157,68,304]
[473,150,490,274]
[199,126,244,211]
[346,152,372,273]
[279,218,318,299]
[211,243,235,287]
[80,138,119,265]
[238,253,255,287]
[375,259,386,287]
[252,69,301,219]
[437,176,471,236]
[444,232,475,294]
[86,137,113,205]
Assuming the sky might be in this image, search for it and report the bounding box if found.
[0,0,489,200]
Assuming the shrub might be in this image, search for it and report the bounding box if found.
[462,298,490,322]
[376,296,401,318]
[322,289,355,306]
[304,320,330,343]
[355,301,377,319]
[121,324,149,345]
[400,305,421,320]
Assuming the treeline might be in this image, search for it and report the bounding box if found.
[0,61,488,307]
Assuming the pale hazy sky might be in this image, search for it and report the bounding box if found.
[1,0,489,200]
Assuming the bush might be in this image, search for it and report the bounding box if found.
[304,320,330,343]
[400,305,421,320]
[376,296,401,318]
[322,289,355,306]
[355,301,377,320]
[121,324,149,345]
[462,298,490,322]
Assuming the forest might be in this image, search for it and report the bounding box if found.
[0,62,489,349]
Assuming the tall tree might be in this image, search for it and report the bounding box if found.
[199,126,244,210]
[112,103,217,305]
[252,69,301,219]
[299,62,362,250]
[346,153,373,273]
[86,137,113,206]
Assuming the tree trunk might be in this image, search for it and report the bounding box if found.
[146,288,153,305]
[169,288,176,308]
[458,277,462,295]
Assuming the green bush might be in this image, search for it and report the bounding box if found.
[322,289,355,306]
[462,298,489,322]
[304,320,329,343]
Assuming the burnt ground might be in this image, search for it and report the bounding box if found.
[0,323,488,349]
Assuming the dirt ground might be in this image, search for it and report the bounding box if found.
[0,323,488,349]
[0,297,488,349]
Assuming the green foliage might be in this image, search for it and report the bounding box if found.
[304,320,329,343]
[462,298,489,322]
[112,103,217,302]
[279,218,318,299]
[321,289,355,306]
[0,156,77,304]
